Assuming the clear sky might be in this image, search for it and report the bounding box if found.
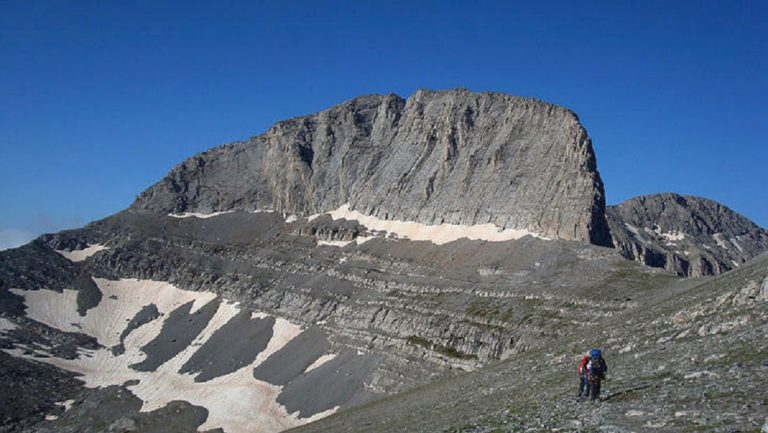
[1,0,766,249]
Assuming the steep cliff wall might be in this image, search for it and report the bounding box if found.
[132,89,611,245]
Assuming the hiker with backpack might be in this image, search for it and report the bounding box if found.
[577,353,591,397]
[586,348,608,401]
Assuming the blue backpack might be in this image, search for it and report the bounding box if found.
[589,349,605,376]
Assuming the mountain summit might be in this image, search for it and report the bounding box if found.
[132,89,612,246]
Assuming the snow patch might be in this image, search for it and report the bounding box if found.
[324,204,547,245]
[304,353,336,373]
[55,244,109,262]
[168,211,235,219]
[355,236,376,245]
[253,318,303,366]
[11,278,216,347]
[713,233,730,250]
[285,215,298,223]
[56,399,76,411]
[730,237,745,254]
[7,278,338,433]
[661,231,685,242]
[317,240,353,247]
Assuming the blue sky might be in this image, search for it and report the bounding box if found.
[1,0,766,249]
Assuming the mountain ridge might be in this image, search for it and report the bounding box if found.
[607,192,768,277]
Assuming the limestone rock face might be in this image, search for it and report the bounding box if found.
[132,89,611,245]
[607,193,768,277]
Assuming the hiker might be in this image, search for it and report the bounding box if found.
[586,348,608,401]
[577,353,590,397]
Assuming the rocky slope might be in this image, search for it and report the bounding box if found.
[289,253,768,433]
[607,193,768,277]
[2,90,767,433]
[0,208,668,433]
[132,89,612,246]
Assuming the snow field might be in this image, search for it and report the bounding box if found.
[55,244,109,262]
[6,278,341,433]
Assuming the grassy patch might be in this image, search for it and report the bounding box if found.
[406,335,431,348]
[466,300,500,318]
[720,344,768,366]
[435,345,476,360]
[458,319,505,332]
[406,335,477,360]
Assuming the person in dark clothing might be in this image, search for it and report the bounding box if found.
[586,348,608,401]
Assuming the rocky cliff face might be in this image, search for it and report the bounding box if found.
[607,193,768,277]
[132,89,612,246]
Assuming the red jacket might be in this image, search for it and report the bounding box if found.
[578,356,590,374]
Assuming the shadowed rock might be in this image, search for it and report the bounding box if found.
[179,311,275,382]
[33,385,210,433]
[75,275,102,317]
[111,304,160,355]
[253,326,331,386]
[277,351,378,418]
[131,299,220,372]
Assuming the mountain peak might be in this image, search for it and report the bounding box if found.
[132,90,611,245]
[608,193,768,276]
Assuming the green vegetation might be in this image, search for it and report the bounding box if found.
[465,300,500,318]
[458,319,504,332]
[717,341,768,366]
[406,335,477,360]
[435,344,476,360]
[406,335,431,348]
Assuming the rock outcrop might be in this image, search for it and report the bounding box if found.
[607,193,768,277]
[132,89,612,246]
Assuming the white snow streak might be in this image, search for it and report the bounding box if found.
[168,211,234,219]
[661,231,685,242]
[713,233,730,250]
[56,399,76,411]
[730,237,745,254]
[55,244,109,262]
[326,203,547,245]
[317,240,353,247]
[304,353,336,373]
